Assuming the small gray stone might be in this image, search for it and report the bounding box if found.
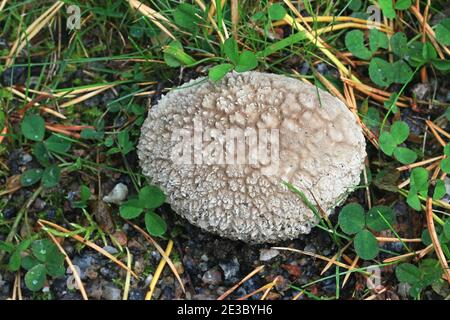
[102,245,119,255]
[20,152,32,165]
[33,198,47,211]
[199,262,209,272]
[102,284,121,300]
[397,282,411,299]
[411,83,430,100]
[102,183,128,205]
[219,258,240,282]
[0,274,5,287]
[259,248,280,261]
[202,267,222,285]
[303,244,317,254]
[200,254,209,262]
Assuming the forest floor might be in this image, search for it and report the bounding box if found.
[0,0,450,300]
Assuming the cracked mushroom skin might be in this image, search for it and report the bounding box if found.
[138,71,366,243]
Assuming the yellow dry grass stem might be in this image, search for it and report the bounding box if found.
[123,248,132,300]
[59,84,116,108]
[128,0,177,40]
[282,13,360,84]
[207,0,229,39]
[231,0,239,40]
[426,198,450,283]
[145,239,173,300]
[320,241,352,275]
[5,87,67,119]
[316,22,393,35]
[6,1,65,67]
[0,0,7,12]
[38,219,138,278]
[130,223,186,294]
[38,220,89,300]
[396,155,444,172]
[292,290,304,300]
[342,256,359,287]
[274,16,392,30]
[194,0,226,43]
[273,18,393,34]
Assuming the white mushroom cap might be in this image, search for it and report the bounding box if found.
[138,71,366,243]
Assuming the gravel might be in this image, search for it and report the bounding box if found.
[259,249,280,261]
[102,285,122,300]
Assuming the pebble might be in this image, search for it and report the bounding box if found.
[316,63,329,75]
[303,244,317,254]
[1,66,25,86]
[87,280,103,300]
[144,274,153,287]
[219,258,240,282]
[411,83,430,100]
[152,287,162,299]
[20,153,32,165]
[100,267,117,280]
[102,284,121,300]
[66,275,78,291]
[299,62,310,75]
[102,245,119,255]
[192,293,216,300]
[129,289,145,300]
[397,282,411,299]
[259,248,280,261]
[102,183,128,205]
[202,267,223,286]
[200,254,209,262]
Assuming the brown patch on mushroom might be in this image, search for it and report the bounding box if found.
[138,71,366,243]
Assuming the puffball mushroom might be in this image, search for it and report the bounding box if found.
[138,71,366,243]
